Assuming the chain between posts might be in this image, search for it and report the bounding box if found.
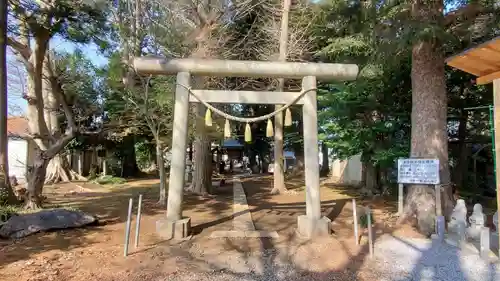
[176,83,317,123]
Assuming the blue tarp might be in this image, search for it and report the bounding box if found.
[222,139,243,148]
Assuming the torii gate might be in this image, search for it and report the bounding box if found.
[133,57,359,239]
[446,36,500,253]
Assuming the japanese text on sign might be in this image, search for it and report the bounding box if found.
[397,159,440,185]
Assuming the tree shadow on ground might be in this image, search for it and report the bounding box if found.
[0,174,402,277]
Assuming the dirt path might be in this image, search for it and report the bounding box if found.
[0,176,422,281]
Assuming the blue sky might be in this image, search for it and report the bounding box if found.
[8,36,108,115]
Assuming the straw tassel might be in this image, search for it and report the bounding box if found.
[266,119,274,137]
[205,108,212,126]
[284,108,292,127]
[224,119,231,138]
[244,123,252,143]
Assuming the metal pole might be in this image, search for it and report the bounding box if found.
[464,105,491,111]
[124,198,133,257]
[398,183,404,216]
[492,79,500,257]
[367,207,374,258]
[134,194,143,249]
[489,105,496,180]
[352,199,359,245]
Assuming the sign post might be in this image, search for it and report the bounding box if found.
[397,159,444,239]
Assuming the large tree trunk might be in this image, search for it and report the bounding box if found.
[0,0,17,204]
[361,161,378,196]
[453,110,468,189]
[320,141,329,177]
[42,58,84,184]
[122,136,140,177]
[45,154,85,183]
[403,40,453,236]
[25,150,49,209]
[187,103,212,194]
[156,141,167,205]
[271,0,292,195]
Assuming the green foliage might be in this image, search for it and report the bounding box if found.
[8,0,109,45]
[359,212,374,229]
[0,205,20,223]
[135,140,155,170]
[313,0,499,190]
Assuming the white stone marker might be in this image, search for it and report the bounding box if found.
[467,203,485,240]
[448,199,468,242]
[480,227,491,260]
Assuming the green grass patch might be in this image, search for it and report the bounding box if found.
[92,175,127,186]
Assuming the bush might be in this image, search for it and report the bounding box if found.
[359,212,375,228]
[0,205,20,223]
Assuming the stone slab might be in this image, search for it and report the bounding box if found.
[209,230,279,238]
[296,215,331,239]
[156,217,191,240]
[0,209,96,239]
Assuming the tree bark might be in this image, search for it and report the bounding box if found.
[453,110,468,189]
[42,57,84,184]
[403,40,453,236]
[25,150,49,209]
[0,0,17,204]
[188,103,212,194]
[271,0,292,195]
[320,141,329,177]
[156,141,167,205]
[362,161,377,196]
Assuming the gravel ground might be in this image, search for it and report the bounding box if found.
[159,235,500,281]
[369,236,500,281]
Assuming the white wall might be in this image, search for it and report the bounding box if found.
[8,138,28,179]
[330,154,363,186]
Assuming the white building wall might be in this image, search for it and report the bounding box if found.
[8,138,28,179]
[330,154,363,186]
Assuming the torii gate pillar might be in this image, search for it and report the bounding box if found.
[134,57,359,240]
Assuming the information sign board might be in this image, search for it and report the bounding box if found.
[397,159,440,185]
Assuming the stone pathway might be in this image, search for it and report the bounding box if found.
[232,177,256,231]
[210,176,278,238]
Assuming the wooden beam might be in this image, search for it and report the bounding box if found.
[477,70,500,85]
[189,90,305,104]
[447,60,484,76]
[133,57,359,81]
[492,78,500,257]
[445,36,500,63]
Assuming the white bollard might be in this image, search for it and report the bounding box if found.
[480,227,490,260]
[352,199,359,245]
[367,207,374,258]
[124,198,133,257]
[436,216,445,241]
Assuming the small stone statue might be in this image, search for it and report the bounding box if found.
[466,203,485,240]
[448,199,468,240]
